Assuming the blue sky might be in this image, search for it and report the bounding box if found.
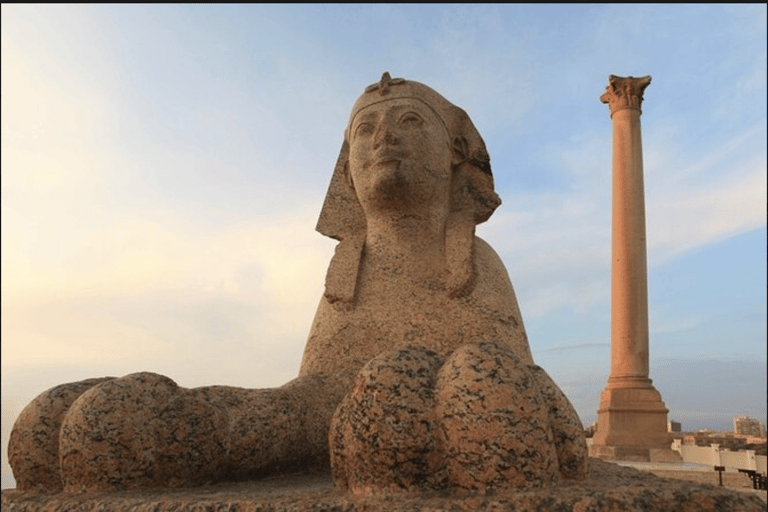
[2,4,766,489]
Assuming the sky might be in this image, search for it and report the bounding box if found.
[2,4,766,489]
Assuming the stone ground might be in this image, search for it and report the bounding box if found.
[3,458,766,511]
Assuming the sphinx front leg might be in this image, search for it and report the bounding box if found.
[329,341,585,495]
[329,345,448,494]
[434,341,560,491]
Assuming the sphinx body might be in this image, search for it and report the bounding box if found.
[9,74,587,495]
[301,236,531,383]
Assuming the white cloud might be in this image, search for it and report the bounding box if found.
[645,124,767,265]
[1,159,338,409]
[480,110,766,320]
[650,315,705,335]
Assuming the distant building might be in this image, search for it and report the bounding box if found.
[667,420,681,433]
[675,431,748,451]
[733,415,767,438]
[672,426,768,455]
[682,434,697,446]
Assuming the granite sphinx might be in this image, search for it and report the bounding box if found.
[9,73,587,496]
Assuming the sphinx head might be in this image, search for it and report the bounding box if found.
[318,73,501,303]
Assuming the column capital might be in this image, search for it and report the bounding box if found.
[600,75,651,117]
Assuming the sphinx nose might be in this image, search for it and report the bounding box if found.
[373,122,399,149]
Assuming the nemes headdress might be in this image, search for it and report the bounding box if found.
[317,72,501,304]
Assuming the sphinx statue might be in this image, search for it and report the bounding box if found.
[9,73,587,495]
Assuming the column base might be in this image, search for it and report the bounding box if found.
[589,378,675,462]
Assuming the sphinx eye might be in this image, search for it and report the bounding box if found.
[354,122,374,139]
[399,111,424,127]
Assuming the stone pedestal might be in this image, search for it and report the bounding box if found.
[590,75,678,462]
[591,379,673,461]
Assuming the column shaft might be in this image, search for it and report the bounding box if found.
[610,107,649,381]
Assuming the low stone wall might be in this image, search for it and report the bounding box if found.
[676,443,767,473]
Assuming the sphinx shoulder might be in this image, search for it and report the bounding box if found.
[472,236,515,288]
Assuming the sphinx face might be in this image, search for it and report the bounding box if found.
[347,98,454,219]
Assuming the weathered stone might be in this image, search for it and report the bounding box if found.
[10,373,343,493]
[331,341,587,495]
[300,74,532,383]
[301,73,570,495]
[3,459,765,511]
[8,73,587,497]
[528,364,589,480]
[59,372,229,492]
[331,346,447,495]
[434,342,560,491]
[203,374,343,481]
[8,377,115,492]
[57,373,343,492]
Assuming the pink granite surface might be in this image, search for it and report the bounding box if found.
[3,459,765,511]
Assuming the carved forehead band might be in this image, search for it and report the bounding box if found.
[348,97,451,142]
[346,72,455,142]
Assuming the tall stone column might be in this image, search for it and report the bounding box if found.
[590,75,678,462]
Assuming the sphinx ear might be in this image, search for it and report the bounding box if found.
[452,136,469,167]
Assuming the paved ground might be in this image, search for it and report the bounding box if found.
[616,460,767,503]
[615,461,724,473]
